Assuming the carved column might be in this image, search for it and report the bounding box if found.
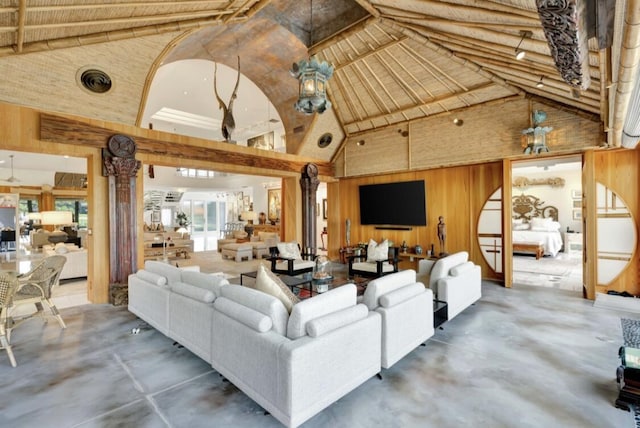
[300,163,319,257]
[103,135,141,305]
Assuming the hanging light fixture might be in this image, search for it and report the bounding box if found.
[536,76,545,88]
[515,30,532,60]
[290,0,334,115]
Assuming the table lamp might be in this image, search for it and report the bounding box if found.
[241,210,258,238]
[40,210,73,244]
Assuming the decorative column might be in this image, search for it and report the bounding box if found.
[300,163,319,257]
[103,135,141,305]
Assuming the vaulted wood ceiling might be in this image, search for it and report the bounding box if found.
[0,0,629,148]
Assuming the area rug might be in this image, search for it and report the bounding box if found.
[512,255,578,276]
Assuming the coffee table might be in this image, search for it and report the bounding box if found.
[433,300,448,328]
[239,271,370,299]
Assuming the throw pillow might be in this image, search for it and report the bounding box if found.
[54,242,69,254]
[251,264,300,313]
[276,241,301,260]
[366,239,389,262]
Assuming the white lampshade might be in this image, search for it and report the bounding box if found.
[28,212,41,221]
[241,211,258,222]
[40,210,73,226]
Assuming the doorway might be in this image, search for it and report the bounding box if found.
[510,155,583,292]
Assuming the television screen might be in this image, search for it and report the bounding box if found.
[359,180,427,226]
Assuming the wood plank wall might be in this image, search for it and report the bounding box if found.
[335,98,603,177]
[330,161,504,281]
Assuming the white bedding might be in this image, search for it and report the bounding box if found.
[513,230,563,257]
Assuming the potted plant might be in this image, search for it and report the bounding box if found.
[176,211,190,228]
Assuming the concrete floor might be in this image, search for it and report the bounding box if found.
[0,281,634,428]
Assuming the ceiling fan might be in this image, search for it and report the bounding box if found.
[2,155,20,183]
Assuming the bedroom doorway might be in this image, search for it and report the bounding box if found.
[511,155,583,292]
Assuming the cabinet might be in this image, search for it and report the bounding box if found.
[563,232,583,255]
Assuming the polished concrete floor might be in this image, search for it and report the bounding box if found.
[0,280,634,428]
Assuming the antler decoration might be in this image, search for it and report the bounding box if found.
[214,56,241,142]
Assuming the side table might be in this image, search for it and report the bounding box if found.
[434,300,448,328]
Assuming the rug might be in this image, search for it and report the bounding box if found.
[512,255,578,276]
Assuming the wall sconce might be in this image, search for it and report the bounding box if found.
[536,76,545,88]
[515,30,532,60]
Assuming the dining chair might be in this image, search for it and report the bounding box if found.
[10,255,68,333]
[0,271,20,367]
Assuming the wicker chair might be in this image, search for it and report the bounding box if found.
[10,255,68,332]
[0,271,20,367]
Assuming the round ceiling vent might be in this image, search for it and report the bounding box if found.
[79,68,112,94]
[317,133,333,148]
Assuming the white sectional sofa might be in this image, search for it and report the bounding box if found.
[418,251,482,321]
[362,269,434,369]
[128,261,383,428]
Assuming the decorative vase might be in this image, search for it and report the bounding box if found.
[414,244,423,255]
[258,212,267,224]
[401,240,408,253]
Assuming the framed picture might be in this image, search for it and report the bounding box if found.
[247,131,275,150]
[571,189,582,199]
[572,209,582,220]
[151,211,160,222]
[572,200,582,208]
[268,188,281,222]
[243,195,250,210]
[323,199,328,220]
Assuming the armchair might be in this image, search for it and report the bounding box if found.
[269,241,314,276]
[0,271,20,367]
[10,255,68,333]
[349,241,399,278]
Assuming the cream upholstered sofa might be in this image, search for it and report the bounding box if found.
[43,243,87,280]
[362,269,434,369]
[418,251,481,321]
[128,262,382,428]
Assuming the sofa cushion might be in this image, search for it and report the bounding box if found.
[220,284,289,336]
[135,269,167,287]
[363,269,417,310]
[181,270,229,296]
[214,297,273,333]
[171,281,215,303]
[287,283,357,339]
[144,260,182,285]
[450,261,475,277]
[248,264,300,313]
[306,304,368,338]
[367,239,389,262]
[276,241,301,259]
[378,282,425,308]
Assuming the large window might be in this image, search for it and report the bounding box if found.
[55,198,88,228]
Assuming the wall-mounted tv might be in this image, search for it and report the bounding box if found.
[359,180,427,226]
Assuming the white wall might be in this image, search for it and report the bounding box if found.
[511,168,582,232]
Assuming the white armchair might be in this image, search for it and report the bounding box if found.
[418,251,481,321]
[363,269,434,369]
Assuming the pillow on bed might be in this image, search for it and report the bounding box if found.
[531,217,559,232]
[514,223,530,231]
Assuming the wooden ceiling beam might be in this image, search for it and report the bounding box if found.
[379,0,540,23]
[39,113,334,177]
[16,0,26,53]
[334,36,407,71]
[2,1,227,13]
[0,9,232,33]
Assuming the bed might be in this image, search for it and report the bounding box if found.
[512,194,563,258]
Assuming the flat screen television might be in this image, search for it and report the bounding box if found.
[359,180,427,226]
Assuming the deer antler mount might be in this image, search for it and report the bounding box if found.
[214,56,241,143]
